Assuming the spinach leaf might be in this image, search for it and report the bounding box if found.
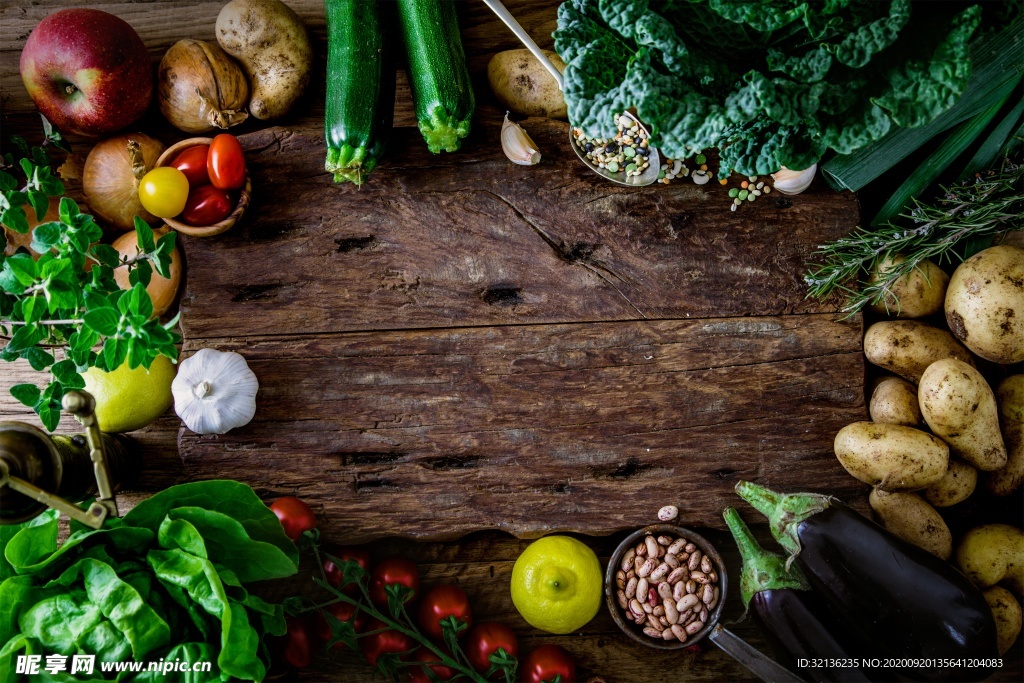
[46,558,170,659]
[123,481,297,569]
[7,526,153,576]
[21,590,104,655]
[0,635,41,683]
[0,575,39,645]
[167,507,297,583]
[3,508,59,572]
[0,509,58,580]
[133,643,221,683]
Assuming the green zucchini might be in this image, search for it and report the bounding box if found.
[324,0,395,185]
[396,0,475,153]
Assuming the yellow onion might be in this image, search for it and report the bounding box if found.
[83,133,165,231]
[111,228,183,318]
[158,39,249,133]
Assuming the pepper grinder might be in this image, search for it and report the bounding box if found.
[0,390,138,528]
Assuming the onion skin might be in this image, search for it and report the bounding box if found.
[83,133,165,231]
[111,228,183,318]
[158,39,249,134]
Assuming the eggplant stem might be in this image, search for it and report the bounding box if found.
[734,481,830,561]
[723,507,809,608]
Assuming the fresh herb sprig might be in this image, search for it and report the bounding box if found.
[1,122,180,430]
[804,157,1024,318]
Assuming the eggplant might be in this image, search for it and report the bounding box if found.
[724,507,874,683]
[736,482,999,682]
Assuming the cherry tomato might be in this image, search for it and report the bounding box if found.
[138,167,189,218]
[521,645,576,683]
[324,546,372,595]
[314,601,366,650]
[359,618,416,668]
[465,622,519,677]
[369,557,420,606]
[407,647,456,683]
[208,133,246,190]
[281,616,314,668]
[169,144,210,186]
[418,584,472,642]
[269,497,316,541]
[180,185,234,226]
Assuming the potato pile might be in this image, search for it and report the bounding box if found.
[838,245,1024,654]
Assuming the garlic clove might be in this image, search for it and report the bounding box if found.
[501,113,541,166]
[771,163,817,195]
[172,348,258,435]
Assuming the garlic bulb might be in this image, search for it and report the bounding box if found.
[172,348,258,435]
[501,113,541,166]
[771,164,817,195]
[158,39,249,133]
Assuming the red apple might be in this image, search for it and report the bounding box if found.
[20,8,153,137]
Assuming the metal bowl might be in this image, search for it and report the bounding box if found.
[605,524,728,650]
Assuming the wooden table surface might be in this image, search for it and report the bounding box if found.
[1,1,1021,681]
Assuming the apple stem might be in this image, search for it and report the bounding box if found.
[64,84,76,96]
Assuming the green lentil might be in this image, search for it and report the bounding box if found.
[738,189,749,200]
[728,188,739,198]
[695,154,706,165]
[623,147,636,159]
[626,163,637,173]
[657,170,666,179]
[607,161,619,172]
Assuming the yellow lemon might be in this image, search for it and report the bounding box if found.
[510,535,603,634]
[82,355,176,433]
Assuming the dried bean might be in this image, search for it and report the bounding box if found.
[667,539,687,555]
[647,614,662,630]
[645,536,660,558]
[638,558,656,578]
[659,616,670,628]
[701,584,714,605]
[686,620,703,635]
[709,587,720,610]
[665,601,679,625]
[643,602,654,614]
[657,535,672,546]
[634,613,647,625]
[615,570,626,589]
[700,556,712,573]
[643,627,663,639]
[677,594,700,612]
[664,553,680,569]
[684,543,696,554]
[690,570,710,584]
[673,581,686,602]
[653,605,665,617]
[629,599,644,617]
[663,628,678,641]
[667,567,687,585]
[687,552,702,572]
[634,556,645,574]
[686,580,697,594]
[617,590,628,610]
[636,543,647,558]
[648,588,658,607]
[671,624,688,642]
[708,570,718,583]
[636,577,648,600]
[621,548,636,572]
[650,563,670,582]
[658,582,674,601]
[658,505,679,522]
[699,608,708,623]
[626,576,638,599]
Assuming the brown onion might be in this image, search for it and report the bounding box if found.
[112,228,183,318]
[83,133,165,231]
[158,39,248,133]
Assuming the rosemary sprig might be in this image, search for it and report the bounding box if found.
[804,157,1024,318]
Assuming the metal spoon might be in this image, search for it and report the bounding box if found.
[481,0,661,186]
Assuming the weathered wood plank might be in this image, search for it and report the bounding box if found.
[172,115,859,339]
[172,314,865,541]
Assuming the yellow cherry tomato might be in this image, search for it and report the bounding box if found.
[138,167,190,218]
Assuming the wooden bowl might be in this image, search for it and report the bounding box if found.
[605,524,728,650]
[155,137,251,238]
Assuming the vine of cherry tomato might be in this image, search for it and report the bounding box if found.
[464,622,519,677]
[359,619,416,667]
[417,584,472,642]
[521,644,576,683]
[369,557,420,606]
[269,497,316,541]
[314,601,366,650]
[324,546,373,595]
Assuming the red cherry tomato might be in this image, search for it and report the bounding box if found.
[359,618,416,668]
[169,144,210,186]
[407,647,456,683]
[465,622,519,677]
[521,645,576,683]
[269,497,316,541]
[417,584,472,642]
[281,616,314,668]
[180,184,234,226]
[314,601,367,650]
[208,133,246,190]
[369,557,420,606]
[324,546,372,595]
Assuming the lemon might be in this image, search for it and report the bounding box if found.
[510,535,603,634]
[82,355,176,433]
